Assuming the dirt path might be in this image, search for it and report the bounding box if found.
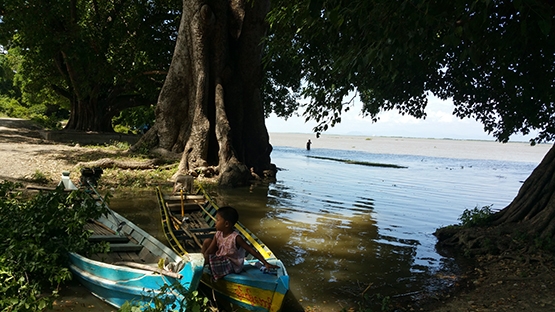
[0,118,125,184]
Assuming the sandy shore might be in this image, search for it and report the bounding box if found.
[269,133,552,164]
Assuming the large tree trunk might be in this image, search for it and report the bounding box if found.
[490,144,555,239]
[64,94,150,132]
[135,0,273,187]
[436,144,555,254]
[65,98,115,132]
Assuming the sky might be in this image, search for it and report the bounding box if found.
[265,95,537,142]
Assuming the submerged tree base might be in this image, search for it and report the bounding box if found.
[434,223,553,257]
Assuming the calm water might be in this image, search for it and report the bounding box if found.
[111,143,540,311]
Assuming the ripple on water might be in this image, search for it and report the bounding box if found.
[110,144,539,311]
[245,146,537,310]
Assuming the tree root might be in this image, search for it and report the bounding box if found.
[435,222,555,270]
[75,158,166,170]
[434,226,511,257]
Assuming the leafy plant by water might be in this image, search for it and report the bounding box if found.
[119,282,214,312]
[458,205,494,227]
[0,181,107,311]
[346,292,392,312]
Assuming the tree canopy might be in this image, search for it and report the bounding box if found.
[2,0,555,188]
[0,0,181,131]
[3,1,553,143]
[264,0,555,144]
[0,51,16,97]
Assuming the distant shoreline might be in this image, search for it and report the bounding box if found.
[269,132,553,164]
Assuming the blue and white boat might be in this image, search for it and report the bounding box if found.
[65,171,205,310]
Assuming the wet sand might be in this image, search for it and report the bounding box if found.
[269,133,553,164]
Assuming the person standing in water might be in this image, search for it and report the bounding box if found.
[306,139,312,150]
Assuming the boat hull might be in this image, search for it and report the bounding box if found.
[69,252,204,309]
[156,186,290,312]
[201,260,289,312]
[67,185,205,310]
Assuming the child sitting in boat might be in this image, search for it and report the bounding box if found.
[201,206,279,280]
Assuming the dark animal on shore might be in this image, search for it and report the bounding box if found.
[173,175,194,194]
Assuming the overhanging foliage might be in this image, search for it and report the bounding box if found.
[265,0,555,143]
[0,0,182,131]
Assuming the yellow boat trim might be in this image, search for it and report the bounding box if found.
[201,274,285,312]
[156,187,188,255]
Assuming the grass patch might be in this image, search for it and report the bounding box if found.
[29,170,52,184]
[100,166,179,189]
[307,155,407,168]
[82,140,131,151]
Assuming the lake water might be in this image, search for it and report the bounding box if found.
[109,135,551,311]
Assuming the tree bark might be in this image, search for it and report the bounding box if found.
[135,0,273,187]
[65,98,115,132]
[491,144,555,239]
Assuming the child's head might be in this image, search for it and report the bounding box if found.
[217,206,239,226]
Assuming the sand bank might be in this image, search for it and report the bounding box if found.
[269,133,552,164]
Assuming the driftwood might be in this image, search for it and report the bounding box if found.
[149,148,182,161]
[26,185,58,191]
[114,261,183,279]
[75,158,162,170]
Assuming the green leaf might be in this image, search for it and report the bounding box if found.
[538,20,551,36]
[308,0,323,18]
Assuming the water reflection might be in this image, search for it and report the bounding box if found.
[216,186,416,310]
[109,190,164,242]
[211,146,536,310]
[107,144,537,311]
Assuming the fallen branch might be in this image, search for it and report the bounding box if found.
[392,290,423,298]
[75,158,162,170]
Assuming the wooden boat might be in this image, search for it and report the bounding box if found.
[65,172,205,310]
[156,185,290,312]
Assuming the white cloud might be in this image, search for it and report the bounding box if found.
[265,95,536,142]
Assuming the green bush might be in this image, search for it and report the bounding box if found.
[119,282,213,312]
[0,96,66,129]
[0,96,27,117]
[29,170,51,184]
[112,105,155,135]
[113,123,133,134]
[0,182,107,311]
[458,205,494,228]
[30,113,63,130]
